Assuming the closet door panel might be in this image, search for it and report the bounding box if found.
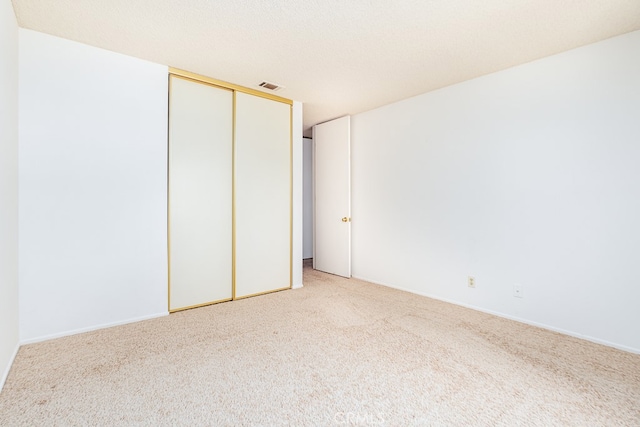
[169,76,233,311]
[235,92,291,298]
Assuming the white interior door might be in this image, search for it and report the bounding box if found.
[235,92,291,298]
[168,76,233,311]
[313,116,351,277]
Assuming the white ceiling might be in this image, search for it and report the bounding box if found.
[11,0,640,136]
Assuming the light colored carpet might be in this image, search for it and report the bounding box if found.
[1,263,639,426]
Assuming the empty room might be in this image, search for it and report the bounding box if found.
[1,0,640,425]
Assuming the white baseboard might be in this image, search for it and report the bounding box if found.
[353,275,640,355]
[292,283,304,289]
[20,312,169,346]
[1,343,20,393]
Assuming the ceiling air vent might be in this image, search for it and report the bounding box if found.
[258,81,283,91]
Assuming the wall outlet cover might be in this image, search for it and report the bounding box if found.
[514,284,524,298]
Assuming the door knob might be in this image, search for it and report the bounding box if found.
[342,217,349,222]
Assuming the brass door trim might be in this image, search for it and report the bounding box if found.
[170,67,293,106]
[234,286,291,301]
[169,297,233,313]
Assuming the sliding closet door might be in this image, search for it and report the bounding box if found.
[168,76,233,311]
[235,92,291,298]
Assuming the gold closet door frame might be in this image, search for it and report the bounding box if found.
[170,68,293,106]
[167,68,294,311]
[168,74,234,312]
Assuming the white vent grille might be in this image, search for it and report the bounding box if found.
[258,81,283,91]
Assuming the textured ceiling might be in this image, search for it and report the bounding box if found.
[11,0,640,136]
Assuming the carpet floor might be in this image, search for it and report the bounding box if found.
[1,264,639,426]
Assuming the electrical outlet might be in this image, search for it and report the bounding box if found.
[468,276,475,288]
[513,284,523,298]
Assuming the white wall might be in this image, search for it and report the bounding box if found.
[0,0,20,389]
[19,30,169,342]
[292,101,304,287]
[302,137,313,259]
[351,30,640,353]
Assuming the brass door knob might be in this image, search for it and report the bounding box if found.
[341,217,349,222]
